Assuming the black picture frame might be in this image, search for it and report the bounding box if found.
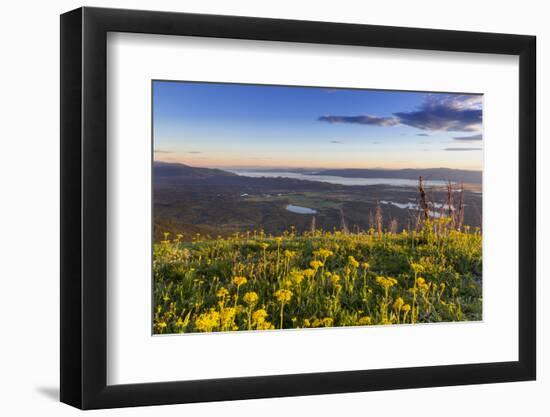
[60,6,536,410]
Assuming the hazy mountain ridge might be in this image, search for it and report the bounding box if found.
[154,161,237,179]
[155,162,481,184]
[309,168,482,184]
[154,161,338,191]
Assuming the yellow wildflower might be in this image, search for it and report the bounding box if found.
[393,297,405,311]
[376,276,398,289]
[310,260,324,269]
[313,248,333,259]
[348,255,359,268]
[410,263,425,274]
[274,289,293,304]
[289,270,305,285]
[220,307,237,330]
[303,268,316,278]
[357,316,372,325]
[416,277,430,291]
[322,317,334,327]
[312,318,322,327]
[252,308,268,323]
[256,320,274,330]
[232,276,247,287]
[216,287,229,298]
[243,291,259,306]
[195,310,220,332]
[252,308,274,330]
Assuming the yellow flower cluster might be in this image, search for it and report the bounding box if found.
[311,317,334,327]
[274,289,293,304]
[220,307,237,330]
[330,274,341,285]
[251,308,274,330]
[376,276,398,289]
[195,309,220,332]
[393,297,405,311]
[289,270,305,285]
[252,308,267,323]
[216,287,229,298]
[416,277,430,291]
[348,255,360,268]
[410,263,425,274]
[310,260,324,269]
[314,248,333,259]
[243,291,259,306]
[232,276,247,287]
[303,268,316,278]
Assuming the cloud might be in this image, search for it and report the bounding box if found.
[318,94,482,133]
[444,147,482,151]
[318,114,399,127]
[153,149,174,154]
[394,95,482,132]
[187,151,202,154]
[330,140,343,143]
[416,133,430,136]
[453,133,483,141]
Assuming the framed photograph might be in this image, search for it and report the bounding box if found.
[60,6,536,409]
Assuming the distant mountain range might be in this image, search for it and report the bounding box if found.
[154,162,236,179]
[153,162,336,191]
[154,162,482,185]
[311,168,481,184]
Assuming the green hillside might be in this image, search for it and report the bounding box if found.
[153,220,482,334]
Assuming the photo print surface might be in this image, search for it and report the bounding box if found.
[152,81,483,334]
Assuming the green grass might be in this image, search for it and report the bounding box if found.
[153,220,482,334]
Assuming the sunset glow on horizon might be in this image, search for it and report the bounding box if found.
[153,81,483,171]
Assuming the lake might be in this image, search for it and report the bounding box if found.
[380,200,454,218]
[285,204,317,214]
[227,170,448,187]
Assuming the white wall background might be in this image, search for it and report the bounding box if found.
[0,0,545,415]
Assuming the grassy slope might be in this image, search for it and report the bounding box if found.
[154,222,482,334]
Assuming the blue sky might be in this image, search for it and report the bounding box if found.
[153,81,483,170]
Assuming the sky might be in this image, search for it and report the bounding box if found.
[153,81,483,170]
